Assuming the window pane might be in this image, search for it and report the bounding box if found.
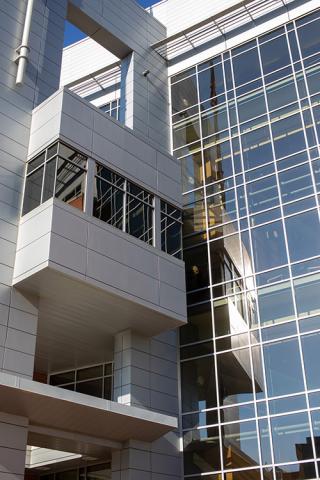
[232,48,261,86]
[251,221,287,272]
[285,210,320,262]
[271,413,313,463]
[237,88,266,123]
[76,379,103,397]
[77,365,103,381]
[93,179,123,229]
[217,349,254,406]
[279,163,313,203]
[274,462,316,480]
[247,175,279,214]
[171,74,198,114]
[58,144,86,168]
[86,464,111,480]
[27,152,45,174]
[184,245,209,291]
[203,140,233,184]
[103,376,112,400]
[241,126,274,171]
[198,62,224,102]
[183,197,206,236]
[183,427,221,474]
[260,35,291,74]
[42,158,56,203]
[266,76,298,111]
[297,18,320,58]
[263,338,304,397]
[23,166,44,215]
[180,303,213,345]
[301,332,320,390]
[258,281,295,326]
[56,470,77,480]
[181,152,203,192]
[222,420,259,469]
[272,113,306,159]
[50,370,75,386]
[207,189,237,226]
[161,214,182,258]
[55,159,85,210]
[173,114,201,150]
[181,356,217,412]
[210,234,242,284]
[126,195,153,244]
[294,273,320,317]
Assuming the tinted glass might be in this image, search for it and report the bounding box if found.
[260,35,291,74]
[271,413,313,463]
[251,221,287,272]
[285,210,320,262]
[232,47,261,86]
[301,332,320,390]
[181,356,217,412]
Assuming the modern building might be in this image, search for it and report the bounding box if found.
[0,0,319,479]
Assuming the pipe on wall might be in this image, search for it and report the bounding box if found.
[16,0,35,86]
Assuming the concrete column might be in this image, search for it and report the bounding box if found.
[114,330,151,409]
[112,330,182,480]
[0,412,29,480]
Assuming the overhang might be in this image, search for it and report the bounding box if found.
[0,373,177,457]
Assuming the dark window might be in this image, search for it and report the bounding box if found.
[161,201,182,258]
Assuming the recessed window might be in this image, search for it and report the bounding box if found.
[161,201,182,259]
[23,142,87,215]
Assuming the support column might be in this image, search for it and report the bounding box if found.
[112,330,182,480]
[0,413,29,480]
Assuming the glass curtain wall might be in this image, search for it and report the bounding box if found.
[171,9,320,480]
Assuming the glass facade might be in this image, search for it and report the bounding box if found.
[40,463,111,480]
[171,9,320,480]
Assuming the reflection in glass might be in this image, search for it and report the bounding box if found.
[222,420,259,469]
[301,332,320,390]
[232,47,261,86]
[263,338,304,397]
[203,141,233,184]
[271,412,313,463]
[173,114,201,150]
[23,165,44,215]
[181,356,217,412]
[279,163,313,203]
[294,274,320,318]
[180,303,213,345]
[266,76,298,111]
[184,245,209,291]
[171,74,198,113]
[207,189,237,226]
[217,349,255,406]
[274,462,316,480]
[258,281,295,326]
[272,113,306,159]
[241,126,274,171]
[198,62,225,102]
[259,419,272,465]
[251,221,287,272]
[260,35,291,74]
[297,18,320,58]
[286,210,320,263]
[181,152,203,192]
[183,427,221,474]
[237,88,266,124]
[246,175,279,214]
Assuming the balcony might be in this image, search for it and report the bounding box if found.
[13,88,186,372]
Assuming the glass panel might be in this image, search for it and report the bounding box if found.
[180,303,213,345]
[23,166,44,215]
[217,348,254,406]
[161,212,182,258]
[294,274,320,318]
[258,281,295,326]
[27,152,45,174]
[237,88,266,123]
[58,144,86,168]
[181,152,203,192]
[207,189,237,226]
[77,365,103,381]
[182,410,218,429]
[306,64,320,95]
[180,341,213,360]
[183,427,221,474]
[50,370,75,386]
[55,159,85,210]
[210,234,242,285]
[76,379,103,397]
[198,62,224,102]
[172,114,200,149]
[184,245,209,291]
[263,338,304,397]
[297,18,320,58]
[232,47,261,86]
[201,103,228,137]
[251,221,287,272]
[301,332,320,390]
[260,35,291,74]
[271,412,313,463]
[56,471,77,480]
[126,195,153,244]
[272,113,306,159]
[269,394,307,415]
[93,179,124,228]
[266,76,298,111]
[222,420,259,469]
[252,346,267,399]
[241,126,274,171]
[86,463,111,480]
[311,410,320,456]
[279,163,313,203]
[259,419,273,465]
[42,158,57,203]
[220,403,255,422]
[274,462,316,480]
[171,74,198,114]
[261,321,297,341]
[181,356,217,412]
[203,141,233,184]
[103,376,112,400]
[285,210,320,262]
[247,175,279,214]
[213,294,250,338]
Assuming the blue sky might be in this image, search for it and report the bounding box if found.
[64,0,159,46]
